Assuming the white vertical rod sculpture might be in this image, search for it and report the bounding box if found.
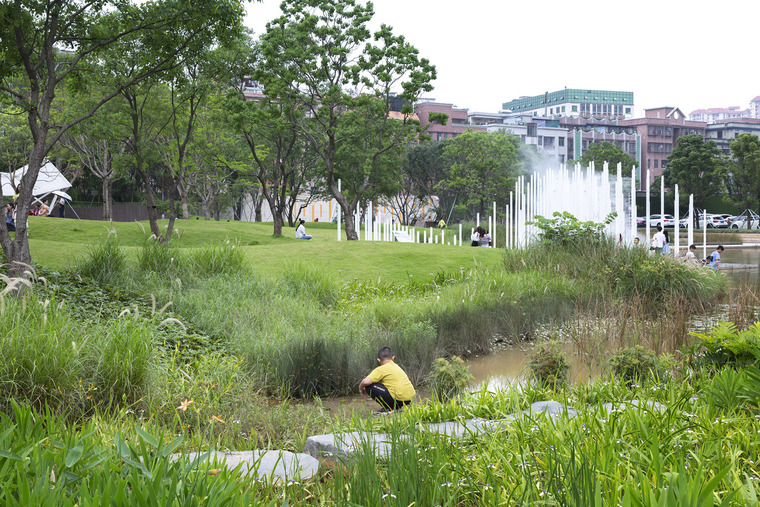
[337,179,342,242]
[440,228,444,245]
[630,167,636,242]
[645,170,651,248]
[703,209,707,260]
[674,185,680,256]
[660,177,665,218]
[458,223,462,247]
[615,165,624,241]
[476,213,480,228]
[505,204,510,249]
[429,227,433,245]
[688,195,694,249]
[493,201,497,248]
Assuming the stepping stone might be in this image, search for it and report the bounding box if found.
[303,431,398,461]
[171,450,319,482]
[425,416,514,438]
[602,400,667,414]
[526,400,578,418]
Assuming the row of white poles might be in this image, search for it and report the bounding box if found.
[334,167,715,256]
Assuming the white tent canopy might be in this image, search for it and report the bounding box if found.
[1,162,71,198]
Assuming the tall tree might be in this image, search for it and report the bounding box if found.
[256,0,436,240]
[726,133,760,223]
[441,130,522,218]
[0,0,244,271]
[663,134,724,215]
[573,141,637,173]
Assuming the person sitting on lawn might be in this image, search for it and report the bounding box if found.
[295,219,312,240]
[359,346,416,413]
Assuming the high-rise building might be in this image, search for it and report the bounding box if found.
[502,89,635,120]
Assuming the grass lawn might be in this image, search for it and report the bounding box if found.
[26,216,504,282]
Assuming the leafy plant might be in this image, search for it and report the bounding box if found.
[529,211,616,248]
[528,348,569,389]
[690,321,760,368]
[427,356,474,401]
[608,345,666,384]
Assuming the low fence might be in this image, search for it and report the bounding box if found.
[69,203,149,222]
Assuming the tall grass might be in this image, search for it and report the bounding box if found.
[0,293,159,413]
[76,233,127,285]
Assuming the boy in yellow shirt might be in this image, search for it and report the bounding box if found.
[359,346,416,413]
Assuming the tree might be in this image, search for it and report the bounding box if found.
[394,139,450,224]
[663,134,725,216]
[575,141,637,173]
[256,0,437,240]
[441,130,522,218]
[0,0,244,271]
[726,133,760,224]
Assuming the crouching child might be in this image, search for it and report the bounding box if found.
[359,346,415,414]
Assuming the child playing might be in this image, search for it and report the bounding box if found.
[359,346,416,413]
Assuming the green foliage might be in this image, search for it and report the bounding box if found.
[441,129,522,216]
[427,356,474,401]
[138,239,184,275]
[664,133,725,210]
[529,211,616,248]
[528,348,569,389]
[186,239,246,278]
[608,345,666,384]
[727,133,760,212]
[689,321,760,368]
[76,233,127,285]
[575,140,637,174]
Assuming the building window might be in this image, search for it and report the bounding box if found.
[647,159,651,169]
[521,135,526,142]
[527,124,537,136]
[572,105,578,112]
[436,133,443,141]
[558,137,565,147]
[661,161,667,169]
[625,107,632,114]
[654,159,658,169]
[537,136,543,145]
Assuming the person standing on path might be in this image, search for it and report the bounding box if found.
[58,196,66,218]
[651,225,666,254]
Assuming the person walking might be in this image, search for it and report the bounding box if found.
[58,196,66,218]
[662,229,670,255]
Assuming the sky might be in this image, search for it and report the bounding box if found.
[244,0,759,118]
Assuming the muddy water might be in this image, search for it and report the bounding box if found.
[467,343,603,391]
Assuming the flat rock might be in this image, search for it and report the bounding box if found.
[602,400,667,414]
[527,400,578,418]
[171,450,319,482]
[302,431,397,461]
[425,416,513,438]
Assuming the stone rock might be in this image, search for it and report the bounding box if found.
[527,400,578,418]
[171,450,319,482]
[602,400,667,414]
[425,417,511,438]
[302,431,398,461]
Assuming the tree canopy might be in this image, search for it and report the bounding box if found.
[663,134,725,211]
[575,141,637,174]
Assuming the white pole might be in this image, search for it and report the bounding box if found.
[458,223,462,246]
[630,167,636,242]
[493,201,497,248]
[688,195,694,248]
[703,209,707,260]
[645,170,651,248]
[476,213,480,228]
[337,179,342,242]
[674,184,679,256]
[660,176,665,218]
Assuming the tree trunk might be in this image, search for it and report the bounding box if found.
[254,196,262,222]
[178,181,190,219]
[273,208,284,236]
[203,203,212,220]
[102,177,113,221]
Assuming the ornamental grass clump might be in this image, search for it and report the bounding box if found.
[77,232,126,286]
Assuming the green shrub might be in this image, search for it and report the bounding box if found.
[528,348,569,389]
[690,321,760,368]
[77,233,127,285]
[427,356,473,401]
[608,345,666,384]
[530,211,616,248]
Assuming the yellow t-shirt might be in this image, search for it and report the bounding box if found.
[368,361,416,401]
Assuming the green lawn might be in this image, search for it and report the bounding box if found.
[26,216,504,282]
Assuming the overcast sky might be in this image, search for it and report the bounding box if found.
[244,0,759,117]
